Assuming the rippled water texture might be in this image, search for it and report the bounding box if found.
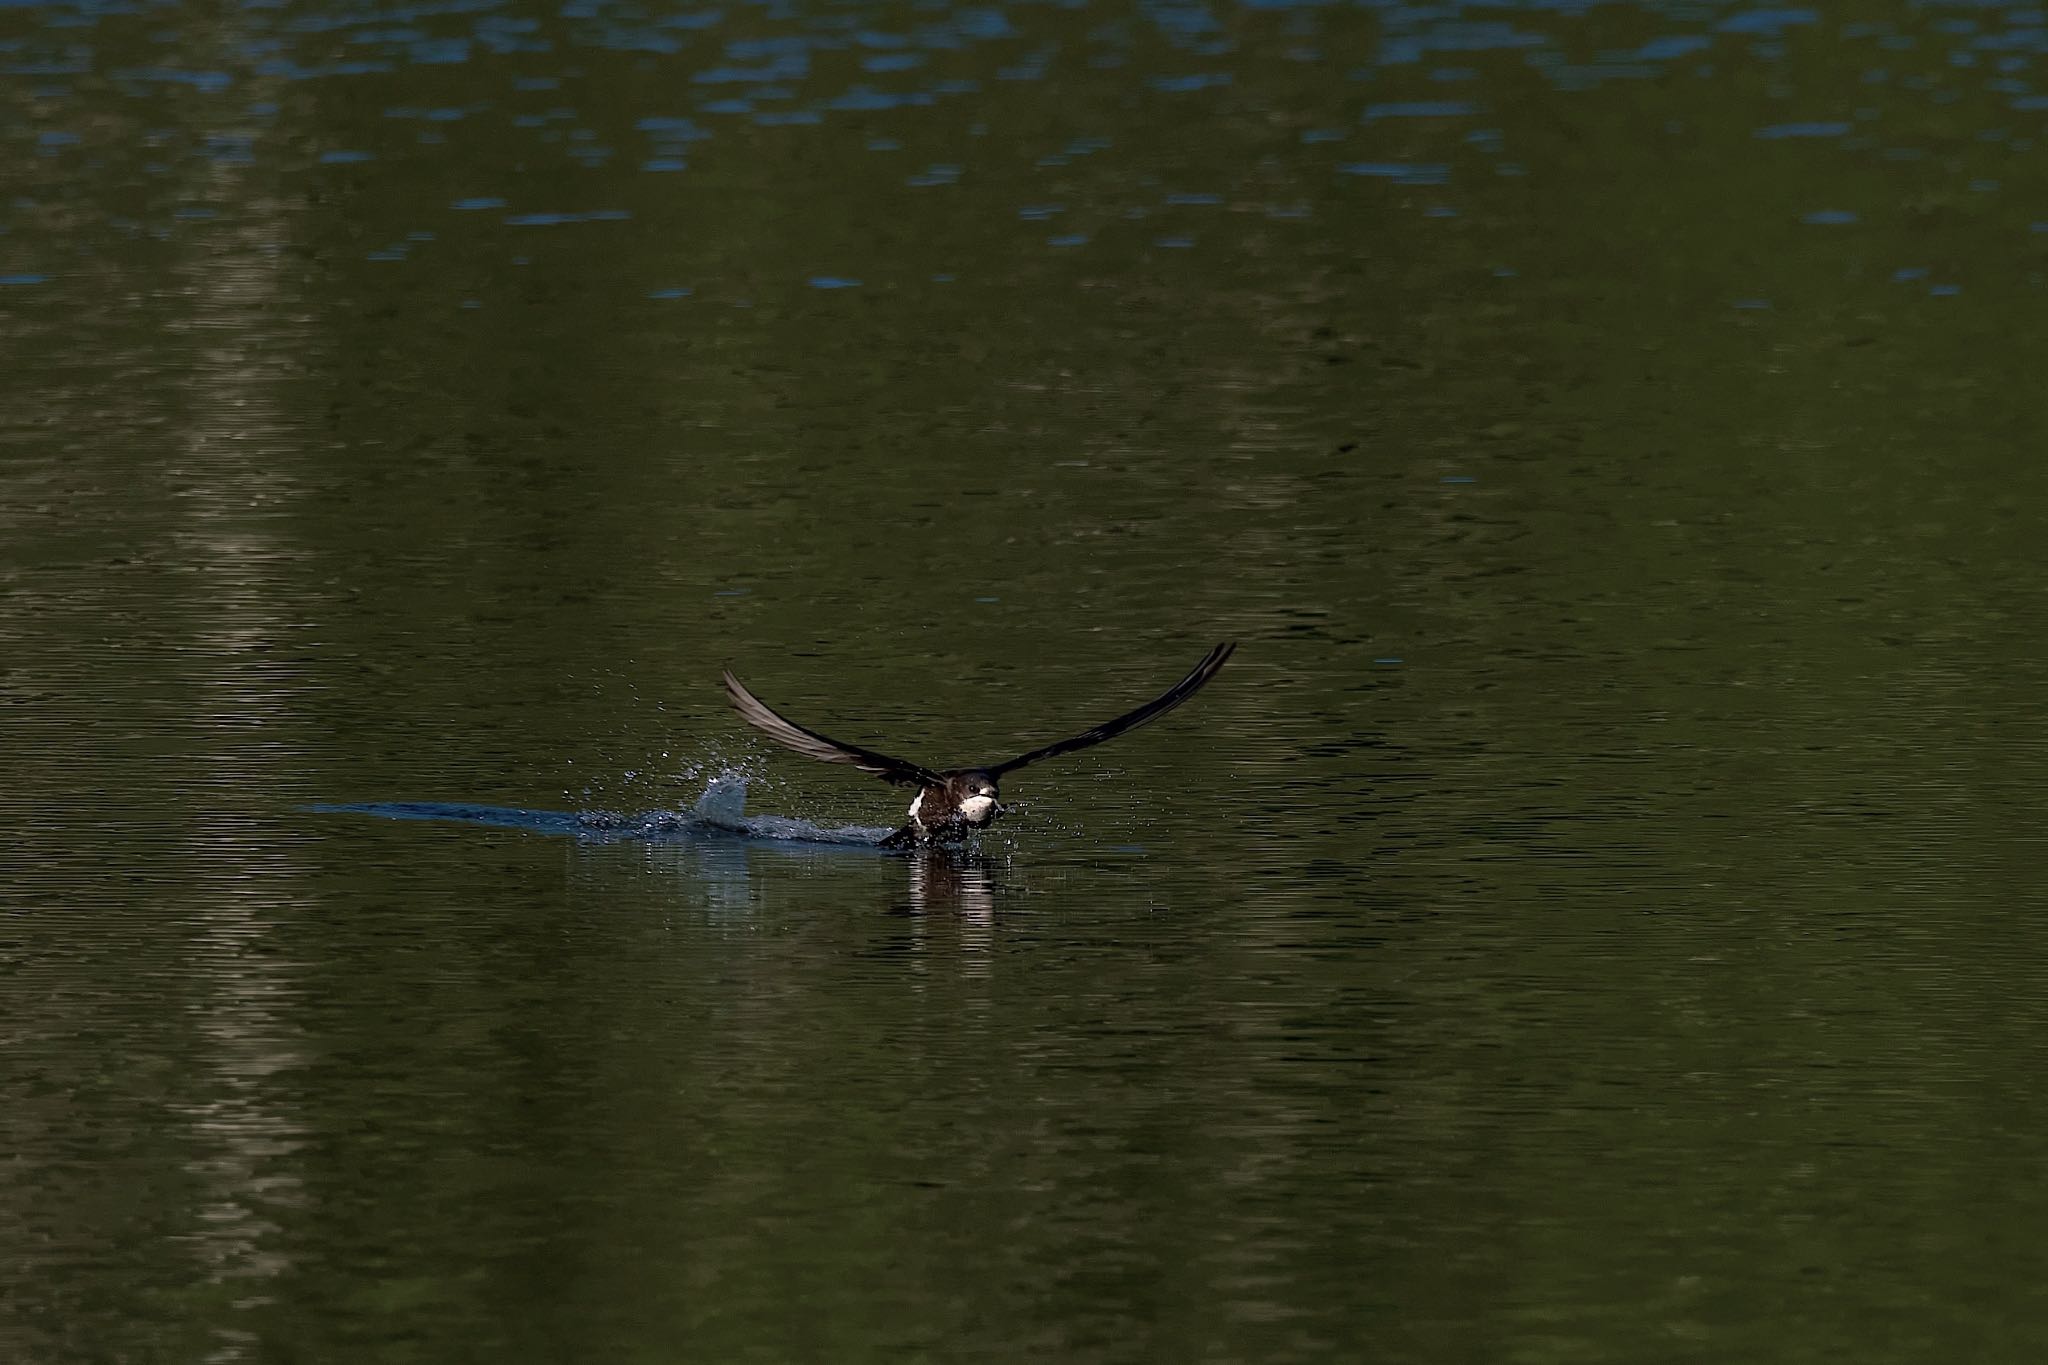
[7,0,2048,1360]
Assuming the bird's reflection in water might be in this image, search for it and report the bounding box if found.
[905,847,997,918]
[895,846,1002,968]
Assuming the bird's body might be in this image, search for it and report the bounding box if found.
[720,643,1235,848]
[885,770,1002,849]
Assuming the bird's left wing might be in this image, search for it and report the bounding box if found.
[985,642,1236,777]
[722,670,941,787]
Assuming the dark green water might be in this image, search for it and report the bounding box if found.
[7,1,2048,1360]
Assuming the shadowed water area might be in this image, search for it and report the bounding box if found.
[6,0,2048,1359]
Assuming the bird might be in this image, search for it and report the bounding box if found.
[721,642,1236,848]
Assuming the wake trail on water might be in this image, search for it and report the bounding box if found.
[307,774,896,849]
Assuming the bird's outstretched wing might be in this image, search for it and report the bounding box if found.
[722,671,941,787]
[986,642,1237,777]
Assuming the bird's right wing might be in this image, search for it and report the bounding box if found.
[722,670,940,787]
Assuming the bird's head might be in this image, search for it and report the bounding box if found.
[955,772,1001,826]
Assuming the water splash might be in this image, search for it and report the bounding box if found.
[309,774,895,849]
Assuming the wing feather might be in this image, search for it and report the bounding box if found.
[987,642,1236,777]
[722,671,939,787]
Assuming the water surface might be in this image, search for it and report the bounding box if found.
[7,0,2048,1360]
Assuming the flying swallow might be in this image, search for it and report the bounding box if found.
[722,642,1236,848]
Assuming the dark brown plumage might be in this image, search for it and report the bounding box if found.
[721,642,1236,847]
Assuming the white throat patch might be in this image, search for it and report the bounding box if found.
[957,794,996,823]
